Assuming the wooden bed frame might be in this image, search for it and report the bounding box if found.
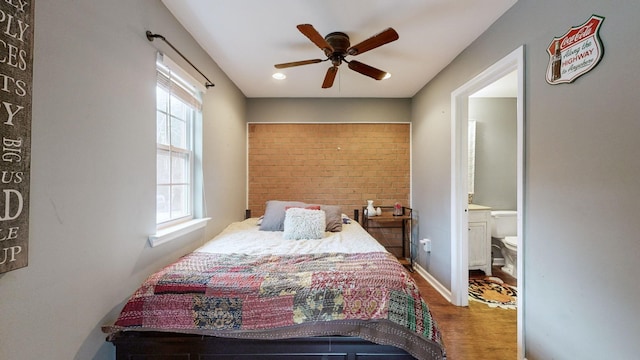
[107,209,434,360]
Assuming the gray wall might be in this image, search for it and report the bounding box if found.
[247,98,411,123]
[0,1,246,359]
[470,97,517,210]
[2,0,639,359]
[412,0,640,359]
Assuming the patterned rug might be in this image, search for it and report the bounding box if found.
[468,277,517,309]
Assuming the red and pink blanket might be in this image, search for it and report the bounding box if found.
[104,251,445,359]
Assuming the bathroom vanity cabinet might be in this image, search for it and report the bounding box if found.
[468,204,492,276]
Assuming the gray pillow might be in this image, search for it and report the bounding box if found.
[259,200,306,231]
[306,204,342,232]
[320,205,342,232]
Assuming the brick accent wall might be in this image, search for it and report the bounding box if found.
[248,123,410,218]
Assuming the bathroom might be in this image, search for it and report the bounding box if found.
[469,86,518,278]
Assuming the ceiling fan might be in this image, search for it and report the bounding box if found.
[274,24,399,89]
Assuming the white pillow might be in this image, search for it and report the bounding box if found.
[283,207,326,240]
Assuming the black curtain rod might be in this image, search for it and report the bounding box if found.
[146,31,215,88]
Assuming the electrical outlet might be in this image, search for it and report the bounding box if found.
[419,238,432,253]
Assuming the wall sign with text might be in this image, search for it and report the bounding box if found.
[546,15,605,85]
[0,0,33,274]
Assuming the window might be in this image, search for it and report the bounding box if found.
[155,55,202,228]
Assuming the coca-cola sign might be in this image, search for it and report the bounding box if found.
[546,15,605,85]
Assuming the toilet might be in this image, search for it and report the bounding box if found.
[490,210,518,278]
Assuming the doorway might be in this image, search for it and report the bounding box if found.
[450,45,524,358]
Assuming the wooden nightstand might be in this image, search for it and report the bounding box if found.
[361,206,414,271]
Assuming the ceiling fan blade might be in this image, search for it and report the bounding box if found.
[322,66,338,88]
[347,60,388,80]
[347,28,399,56]
[297,24,334,56]
[274,59,324,69]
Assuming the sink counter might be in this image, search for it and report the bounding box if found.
[469,203,491,211]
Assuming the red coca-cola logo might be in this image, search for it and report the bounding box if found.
[548,16,603,54]
[559,18,598,49]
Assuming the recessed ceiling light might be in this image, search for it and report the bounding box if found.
[383,73,391,80]
[272,72,286,80]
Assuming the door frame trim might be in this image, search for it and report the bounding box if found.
[450,45,525,358]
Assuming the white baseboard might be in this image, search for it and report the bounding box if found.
[413,263,452,303]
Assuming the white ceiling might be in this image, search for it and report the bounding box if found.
[161,0,517,98]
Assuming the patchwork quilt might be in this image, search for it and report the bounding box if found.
[104,251,446,360]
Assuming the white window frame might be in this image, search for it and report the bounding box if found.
[149,53,209,247]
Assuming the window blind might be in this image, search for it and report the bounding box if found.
[156,52,203,110]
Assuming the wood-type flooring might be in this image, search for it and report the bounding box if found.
[411,266,517,360]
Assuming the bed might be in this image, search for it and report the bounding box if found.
[103,202,446,360]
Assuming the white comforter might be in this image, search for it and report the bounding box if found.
[196,217,387,255]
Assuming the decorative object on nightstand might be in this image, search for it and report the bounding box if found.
[366,200,376,218]
[393,202,403,216]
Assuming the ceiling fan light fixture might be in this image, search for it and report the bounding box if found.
[272,72,286,80]
[274,24,399,88]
